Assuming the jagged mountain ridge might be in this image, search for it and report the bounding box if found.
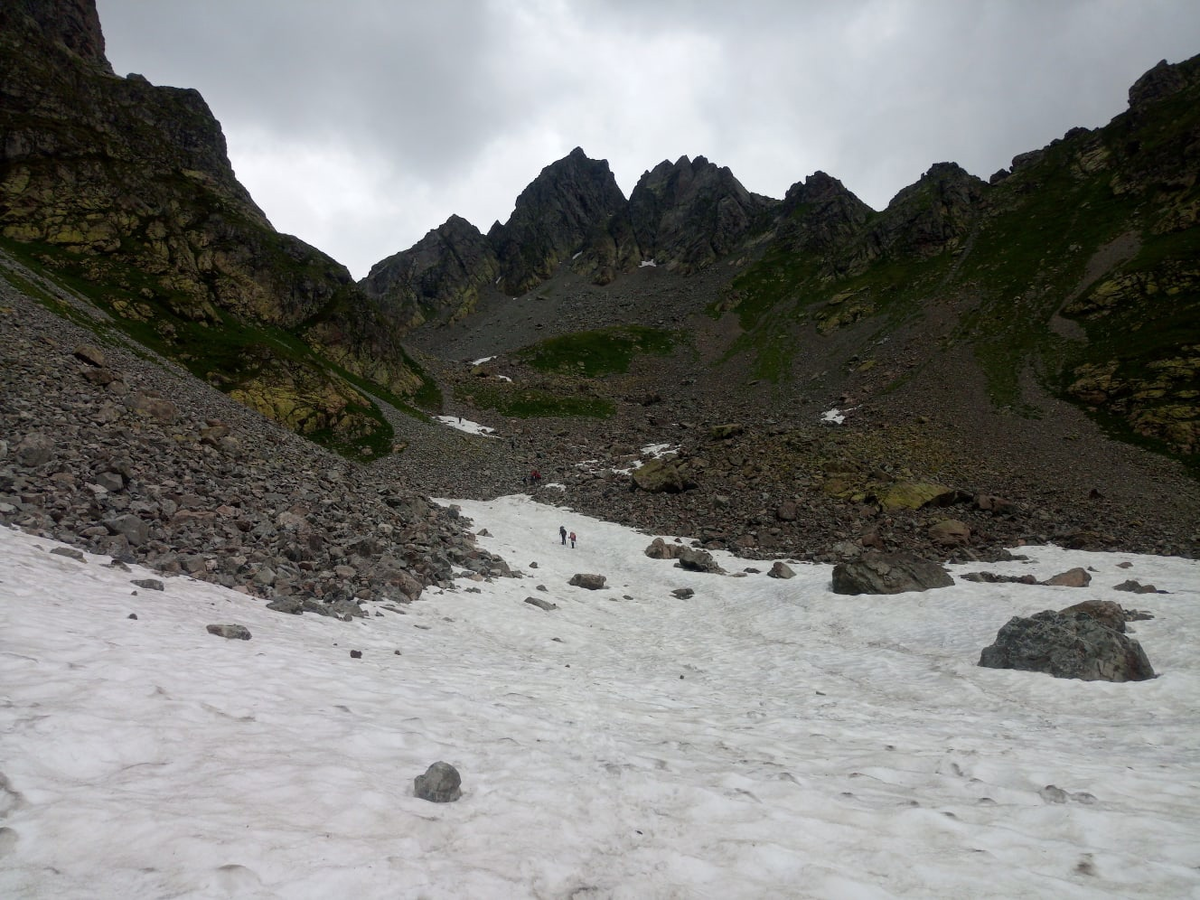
[0,0,429,453]
[377,56,1199,467]
[361,150,777,326]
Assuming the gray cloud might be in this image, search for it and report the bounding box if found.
[95,0,1200,278]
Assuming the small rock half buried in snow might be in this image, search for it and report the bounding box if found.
[206,623,252,641]
[414,761,462,803]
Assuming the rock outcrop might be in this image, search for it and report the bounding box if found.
[624,155,773,272]
[0,0,423,446]
[489,147,628,295]
[362,215,501,329]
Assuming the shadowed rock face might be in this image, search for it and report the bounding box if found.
[626,155,773,272]
[777,171,873,262]
[362,215,501,329]
[979,610,1155,682]
[847,161,987,269]
[488,147,628,295]
[5,0,111,72]
[0,0,420,434]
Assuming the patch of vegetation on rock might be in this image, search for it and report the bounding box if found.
[515,325,678,377]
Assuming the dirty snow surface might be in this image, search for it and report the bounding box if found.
[2,496,1199,899]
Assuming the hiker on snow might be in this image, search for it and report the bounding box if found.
[560,525,567,545]
[569,531,576,549]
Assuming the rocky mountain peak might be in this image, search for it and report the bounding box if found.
[855,161,987,261]
[1127,58,1190,110]
[777,171,872,256]
[2,0,111,72]
[488,147,627,295]
[782,170,851,206]
[362,214,499,328]
[627,153,770,272]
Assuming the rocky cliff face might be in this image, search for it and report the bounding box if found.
[488,146,627,295]
[721,54,1199,463]
[362,214,500,329]
[6,0,111,72]
[0,0,423,452]
[776,171,873,262]
[850,162,987,268]
[366,149,781,323]
[626,155,774,272]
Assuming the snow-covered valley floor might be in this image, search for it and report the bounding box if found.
[2,495,1198,899]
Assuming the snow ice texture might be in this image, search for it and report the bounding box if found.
[2,497,1199,899]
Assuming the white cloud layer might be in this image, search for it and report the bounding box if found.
[95,0,1200,278]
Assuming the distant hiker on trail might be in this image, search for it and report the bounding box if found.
[530,468,541,487]
[569,531,577,549]
[560,525,567,545]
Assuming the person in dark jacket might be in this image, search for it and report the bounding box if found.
[559,525,567,545]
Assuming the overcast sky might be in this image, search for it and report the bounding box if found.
[95,0,1200,280]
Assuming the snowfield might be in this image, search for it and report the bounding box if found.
[2,495,1198,899]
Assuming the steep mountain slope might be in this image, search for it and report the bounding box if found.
[396,55,1198,475]
[0,0,431,456]
[1,0,1195,559]
[388,57,1198,560]
[723,56,1199,463]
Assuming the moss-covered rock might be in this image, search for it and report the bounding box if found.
[879,482,954,511]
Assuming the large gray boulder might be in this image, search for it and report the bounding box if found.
[105,513,150,546]
[15,432,54,468]
[675,546,724,574]
[631,458,686,493]
[978,609,1155,682]
[830,552,953,594]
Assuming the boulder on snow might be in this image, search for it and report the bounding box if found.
[978,609,1154,682]
[414,761,462,803]
[768,561,796,579]
[569,573,606,590]
[1113,579,1162,594]
[1059,599,1127,632]
[644,537,681,559]
[831,551,953,595]
[1044,567,1091,587]
[674,546,724,574]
